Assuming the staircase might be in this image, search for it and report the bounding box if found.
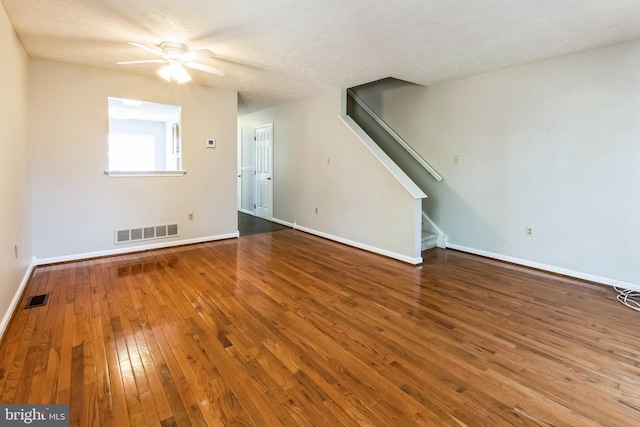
[421,230,438,251]
[344,82,446,254]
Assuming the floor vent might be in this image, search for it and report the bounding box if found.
[115,223,179,244]
[25,294,49,309]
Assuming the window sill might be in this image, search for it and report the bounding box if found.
[104,170,187,177]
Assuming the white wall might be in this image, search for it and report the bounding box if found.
[29,59,238,261]
[0,4,31,335]
[360,39,640,285]
[239,89,421,261]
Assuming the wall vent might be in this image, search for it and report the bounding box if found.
[115,223,179,244]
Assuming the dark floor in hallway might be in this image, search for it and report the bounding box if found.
[238,211,290,236]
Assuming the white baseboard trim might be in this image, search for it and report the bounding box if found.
[0,257,37,342]
[271,217,295,228]
[239,209,255,215]
[294,224,422,265]
[35,232,240,266]
[447,243,640,293]
[249,218,421,264]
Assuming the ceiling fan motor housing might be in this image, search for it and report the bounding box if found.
[118,41,225,78]
[160,42,189,59]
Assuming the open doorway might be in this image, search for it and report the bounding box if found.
[237,123,273,217]
[238,123,280,235]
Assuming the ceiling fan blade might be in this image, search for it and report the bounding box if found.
[117,59,167,65]
[184,61,226,77]
[182,49,216,62]
[129,42,164,57]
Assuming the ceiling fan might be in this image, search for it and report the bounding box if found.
[117,41,226,83]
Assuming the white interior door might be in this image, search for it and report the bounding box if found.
[255,124,273,220]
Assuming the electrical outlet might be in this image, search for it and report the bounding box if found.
[525,227,533,237]
[188,212,194,221]
[454,155,460,165]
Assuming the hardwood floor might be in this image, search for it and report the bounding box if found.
[1,230,639,426]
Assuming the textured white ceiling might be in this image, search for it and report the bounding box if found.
[3,0,640,114]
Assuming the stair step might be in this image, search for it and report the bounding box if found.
[421,231,438,251]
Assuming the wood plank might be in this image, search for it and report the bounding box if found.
[1,230,640,426]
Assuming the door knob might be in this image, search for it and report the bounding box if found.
[266,177,272,180]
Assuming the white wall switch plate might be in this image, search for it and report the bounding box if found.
[207,139,216,148]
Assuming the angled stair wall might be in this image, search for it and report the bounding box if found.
[344,80,446,251]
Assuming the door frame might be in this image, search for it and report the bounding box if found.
[237,129,242,212]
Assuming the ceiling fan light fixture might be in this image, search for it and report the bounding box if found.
[158,60,191,84]
[120,41,223,81]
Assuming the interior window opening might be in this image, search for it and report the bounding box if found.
[107,97,182,173]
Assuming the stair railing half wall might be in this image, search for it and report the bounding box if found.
[346,89,443,182]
